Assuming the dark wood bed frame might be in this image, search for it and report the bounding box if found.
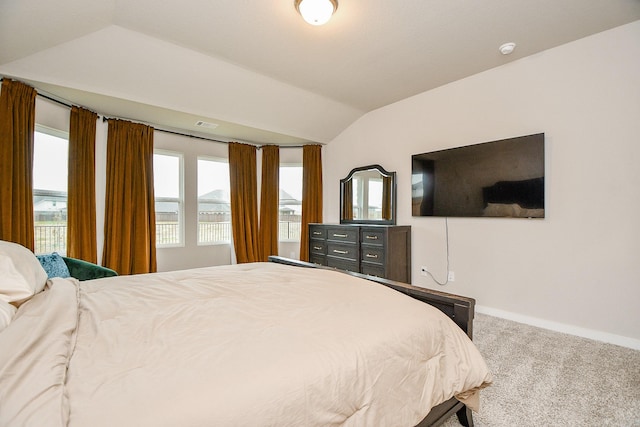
[268,256,477,427]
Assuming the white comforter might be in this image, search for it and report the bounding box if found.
[0,262,491,427]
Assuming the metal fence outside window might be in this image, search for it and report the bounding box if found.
[198,221,232,243]
[279,221,301,241]
[35,220,302,252]
[34,224,67,255]
[156,222,181,245]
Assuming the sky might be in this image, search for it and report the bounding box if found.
[33,131,68,192]
[197,158,230,198]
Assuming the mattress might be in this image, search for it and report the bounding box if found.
[0,262,491,426]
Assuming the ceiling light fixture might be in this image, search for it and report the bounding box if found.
[499,42,516,55]
[294,0,338,26]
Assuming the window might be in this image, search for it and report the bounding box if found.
[279,165,303,241]
[198,157,231,244]
[154,151,183,247]
[352,175,383,220]
[368,178,383,219]
[33,126,69,254]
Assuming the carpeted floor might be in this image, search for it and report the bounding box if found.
[441,313,640,427]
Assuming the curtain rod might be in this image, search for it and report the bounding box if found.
[101,116,316,149]
[37,92,74,109]
[1,77,74,109]
[102,115,232,145]
[1,77,321,149]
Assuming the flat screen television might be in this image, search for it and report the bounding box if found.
[411,133,545,218]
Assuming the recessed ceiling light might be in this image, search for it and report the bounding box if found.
[499,42,516,55]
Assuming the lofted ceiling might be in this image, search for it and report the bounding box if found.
[1,0,639,145]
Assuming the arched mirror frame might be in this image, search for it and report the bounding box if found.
[340,164,397,225]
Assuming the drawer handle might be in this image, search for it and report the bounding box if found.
[333,249,349,255]
[313,246,322,250]
[313,231,322,235]
[332,233,348,238]
[365,254,378,259]
[365,235,378,240]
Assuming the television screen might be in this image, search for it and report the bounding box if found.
[411,133,545,218]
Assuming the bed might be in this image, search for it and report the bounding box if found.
[0,240,492,427]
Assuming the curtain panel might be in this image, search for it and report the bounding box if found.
[299,145,323,262]
[341,179,353,220]
[259,145,279,261]
[0,79,37,250]
[102,119,157,274]
[67,106,98,262]
[229,142,259,263]
[382,175,392,220]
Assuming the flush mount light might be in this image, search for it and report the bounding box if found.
[499,42,516,55]
[294,0,338,26]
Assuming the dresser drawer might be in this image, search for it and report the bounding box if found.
[309,254,327,266]
[361,246,384,265]
[361,264,385,279]
[309,224,327,240]
[327,256,358,273]
[360,228,386,246]
[310,240,326,255]
[326,242,359,261]
[326,226,359,244]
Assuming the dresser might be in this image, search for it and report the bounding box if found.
[309,223,411,283]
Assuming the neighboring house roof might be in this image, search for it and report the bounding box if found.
[33,190,67,213]
[31,189,301,214]
[155,201,180,213]
[197,189,231,213]
[198,202,231,213]
[279,189,301,206]
[199,189,230,204]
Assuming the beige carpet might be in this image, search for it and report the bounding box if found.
[442,313,640,427]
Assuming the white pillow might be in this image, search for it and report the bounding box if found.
[0,299,17,332]
[0,240,48,306]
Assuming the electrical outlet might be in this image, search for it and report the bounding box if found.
[448,271,455,282]
[421,266,428,276]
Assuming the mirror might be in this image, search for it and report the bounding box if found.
[340,165,396,225]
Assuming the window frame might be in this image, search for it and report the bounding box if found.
[33,124,70,255]
[278,163,303,243]
[197,155,231,246]
[153,149,185,248]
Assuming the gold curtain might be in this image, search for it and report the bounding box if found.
[102,119,157,274]
[67,106,98,262]
[341,179,353,220]
[0,79,37,250]
[382,175,392,220]
[258,145,279,261]
[229,142,259,263]
[299,144,323,262]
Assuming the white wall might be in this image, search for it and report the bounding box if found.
[324,21,640,347]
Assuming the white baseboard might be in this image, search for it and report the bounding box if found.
[475,305,640,351]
